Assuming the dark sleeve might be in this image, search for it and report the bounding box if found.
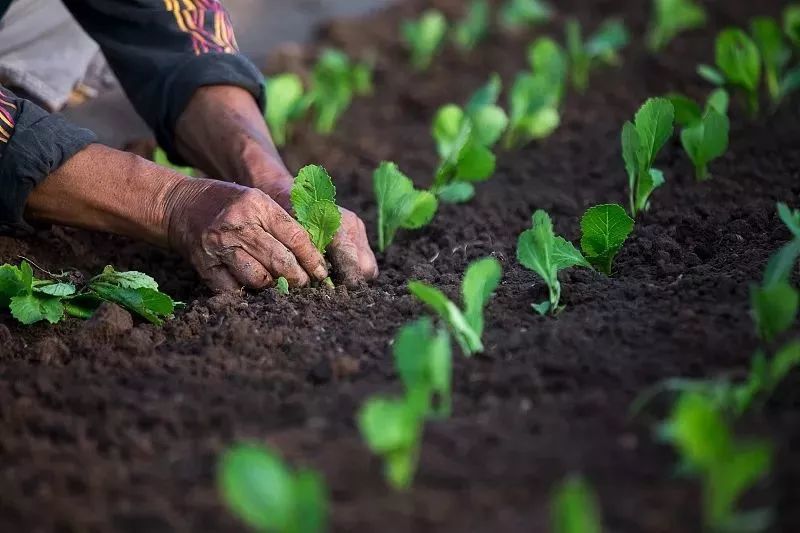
[62,0,266,166]
[0,86,96,235]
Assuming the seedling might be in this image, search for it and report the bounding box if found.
[646,0,706,52]
[153,146,194,176]
[218,444,327,533]
[265,74,308,147]
[373,161,438,252]
[308,48,372,134]
[453,0,490,51]
[499,0,552,31]
[290,165,342,287]
[622,97,675,217]
[402,10,448,71]
[778,201,800,237]
[408,257,502,356]
[275,277,290,295]
[659,393,772,531]
[566,18,630,92]
[0,262,178,326]
[550,475,602,533]
[517,210,591,315]
[785,5,800,47]
[580,204,634,275]
[680,108,729,181]
[667,89,729,128]
[432,76,508,203]
[358,395,425,490]
[698,29,762,115]
[761,203,800,289]
[393,317,452,418]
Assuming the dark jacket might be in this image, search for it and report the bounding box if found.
[0,0,265,234]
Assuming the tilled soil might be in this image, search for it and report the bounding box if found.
[2,0,800,532]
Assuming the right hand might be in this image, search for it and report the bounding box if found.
[165,178,329,292]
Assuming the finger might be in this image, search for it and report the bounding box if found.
[242,231,311,287]
[350,217,379,280]
[329,232,363,288]
[218,247,273,289]
[201,264,242,293]
[259,197,328,281]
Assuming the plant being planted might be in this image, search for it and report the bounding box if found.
[646,0,706,52]
[393,317,452,418]
[622,97,675,217]
[290,165,342,287]
[408,256,502,356]
[265,73,309,147]
[517,210,591,315]
[698,29,762,115]
[453,0,491,51]
[218,444,327,533]
[373,161,438,252]
[0,261,178,326]
[432,75,508,203]
[566,18,630,93]
[308,48,372,134]
[551,475,603,533]
[402,10,448,71]
[580,204,634,275]
[499,0,552,31]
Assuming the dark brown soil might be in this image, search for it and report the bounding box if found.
[2,0,800,531]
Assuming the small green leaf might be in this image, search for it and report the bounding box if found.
[777,202,800,238]
[469,105,509,148]
[462,257,502,341]
[275,277,290,295]
[667,93,703,128]
[553,237,591,270]
[96,267,160,290]
[500,0,552,30]
[551,475,603,533]
[437,182,475,204]
[0,264,26,307]
[680,108,730,181]
[33,282,77,297]
[647,0,706,51]
[265,73,307,147]
[697,64,726,86]
[465,74,502,114]
[304,201,342,253]
[452,0,490,51]
[455,145,496,182]
[432,105,466,158]
[10,294,63,325]
[373,162,438,251]
[586,19,630,61]
[291,165,342,253]
[763,239,800,287]
[402,10,448,70]
[750,282,798,343]
[706,89,730,115]
[750,17,790,102]
[580,204,635,274]
[408,281,482,355]
[402,192,438,229]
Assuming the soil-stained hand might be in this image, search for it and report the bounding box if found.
[165,178,328,292]
[328,207,379,288]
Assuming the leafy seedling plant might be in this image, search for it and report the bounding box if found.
[667,89,730,180]
[265,74,309,147]
[659,393,773,532]
[698,29,763,115]
[431,75,508,203]
[499,0,553,31]
[218,444,327,533]
[373,161,438,252]
[566,18,630,93]
[290,165,342,287]
[786,5,800,47]
[580,204,634,275]
[517,210,591,316]
[749,16,800,108]
[452,0,491,52]
[402,10,448,71]
[0,262,177,326]
[550,475,603,533]
[622,97,675,217]
[408,256,502,356]
[646,0,706,52]
[275,277,290,295]
[308,48,372,134]
[153,146,194,176]
[503,38,567,149]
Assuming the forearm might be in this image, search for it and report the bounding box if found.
[174,85,294,208]
[25,144,185,247]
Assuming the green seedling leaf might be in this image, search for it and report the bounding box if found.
[402,10,448,71]
[453,0,490,51]
[265,73,307,147]
[567,18,630,92]
[276,277,290,295]
[697,64,726,86]
[785,5,800,47]
[580,204,634,275]
[713,28,762,115]
[0,264,28,307]
[707,88,730,115]
[763,239,800,287]
[9,294,63,325]
[358,396,424,490]
[90,283,174,326]
[218,444,327,533]
[680,108,729,181]
[647,0,706,52]
[750,281,798,344]
[394,317,452,418]
[33,282,76,297]
[504,72,562,149]
[153,146,194,177]
[750,17,791,103]
[437,182,475,204]
[551,475,602,533]
[374,161,438,251]
[94,265,159,290]
[623,97,675,216]
[500,0,552,30]
[308,48,368,134]
[408,257,501,356]
[518,210,589,315]
[777,202,800,238]
[528,37,568,97]
[465,73,503,114]
[291,165,342,254]
[667,94,703,128]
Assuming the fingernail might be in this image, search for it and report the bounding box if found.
[314,264,328,280]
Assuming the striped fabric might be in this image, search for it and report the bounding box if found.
[163,0,238,55]
[0,89,17,144]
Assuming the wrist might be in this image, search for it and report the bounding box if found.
[234,135,294,209]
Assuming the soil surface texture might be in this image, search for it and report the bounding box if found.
[2,1,800,532]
